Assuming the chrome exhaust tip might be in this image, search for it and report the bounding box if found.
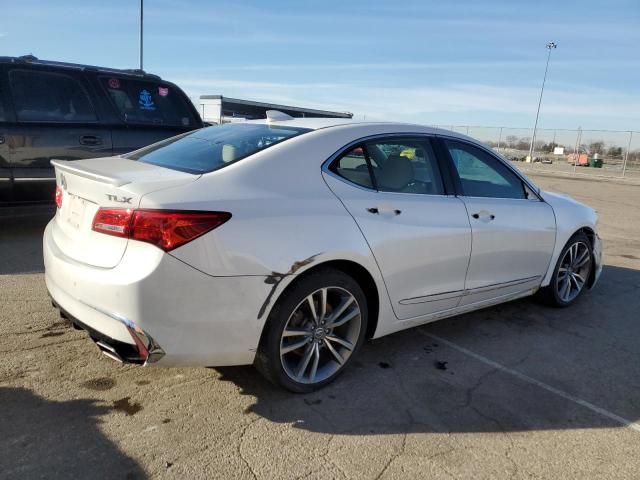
[95,340,124,363]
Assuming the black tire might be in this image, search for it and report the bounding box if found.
[255,268,368,393]
[537,231,593,307]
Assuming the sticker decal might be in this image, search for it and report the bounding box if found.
[138,89,156,111]
[158,86,169,97]
[108,78,120,89]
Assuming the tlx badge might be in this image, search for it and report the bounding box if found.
[106,194,132,204]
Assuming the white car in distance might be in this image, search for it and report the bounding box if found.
[44,113,602,392]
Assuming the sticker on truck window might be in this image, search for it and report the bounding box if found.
[138,89,156,111]
[158,86,169,97]
[108,78,120,89]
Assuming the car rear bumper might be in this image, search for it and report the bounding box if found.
[51,299,162,364]
[44,219,272,367]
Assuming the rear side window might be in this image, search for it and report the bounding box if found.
[332,146,373,189]
[9,70,96,123]
[331,137,445,195]
[101,77,195,127]
[365,139,444,195]
[127,123,310,174]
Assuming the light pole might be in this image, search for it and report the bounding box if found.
[139,0,144,70]
[528,42,557,162]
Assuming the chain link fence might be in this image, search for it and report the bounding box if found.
[433,126,639,180]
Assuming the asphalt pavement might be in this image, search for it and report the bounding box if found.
[1,175,639,479]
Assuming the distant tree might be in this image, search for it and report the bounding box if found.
[588,141,605,154]
[534,140,546,151]
[505,135,518,148]
[516,137,530,150]
[628,149,640,163]
[545,142,559,153]
[606,146,623,158]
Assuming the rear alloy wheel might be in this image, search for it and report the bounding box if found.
[538,232,593,307]
[256,269,368,392]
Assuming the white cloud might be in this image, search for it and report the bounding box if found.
[165,59,640,73]
[176,75,640,127]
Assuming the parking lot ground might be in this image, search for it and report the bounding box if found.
[514,160,640,185]
[1,175,640,479]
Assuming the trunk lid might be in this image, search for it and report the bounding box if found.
[51,157,199,268]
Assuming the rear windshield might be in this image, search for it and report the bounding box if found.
[101,77,196,127]
[126,123,311,174]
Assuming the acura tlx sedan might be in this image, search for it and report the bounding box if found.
[45,113,602,392]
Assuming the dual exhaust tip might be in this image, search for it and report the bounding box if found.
[51,298,164,365]
[91,322,165,365]
[96,340,126,363]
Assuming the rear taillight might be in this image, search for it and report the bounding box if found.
[91,208,231,252]
[92,208,134,237]
[129,210,231,251]
[55,186,63,208]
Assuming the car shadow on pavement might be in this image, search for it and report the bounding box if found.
[0,207,54,275]
[0,387,146,479]
[217,264,640,436]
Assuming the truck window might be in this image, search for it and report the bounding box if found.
[101,77,196,127]
[9,69,97,123]
[0,84,5,121]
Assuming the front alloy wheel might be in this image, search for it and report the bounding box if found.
[538,231,593,307]
[556,241,591,303]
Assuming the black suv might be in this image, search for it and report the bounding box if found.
[0,55,203,205]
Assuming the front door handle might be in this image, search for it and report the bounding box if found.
[79,135,102,146]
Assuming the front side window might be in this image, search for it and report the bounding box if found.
[9,70,96,123]
[101,77,195,127]
[365,138,445,195]
[127,123,310,174]
[445,139,525,199]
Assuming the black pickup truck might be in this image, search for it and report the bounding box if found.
[0,55,203,205]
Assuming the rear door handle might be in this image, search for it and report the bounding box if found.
[79,135,102,146]
[472,212,495,221]
[367,207,402,215]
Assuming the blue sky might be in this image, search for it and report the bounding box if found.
[1,0,639,129]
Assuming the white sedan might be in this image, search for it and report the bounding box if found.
[44,114,602,392]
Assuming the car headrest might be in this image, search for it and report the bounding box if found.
[379,154,413,190]
[222,144,239,163]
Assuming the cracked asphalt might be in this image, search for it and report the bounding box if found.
[1,174,640,479]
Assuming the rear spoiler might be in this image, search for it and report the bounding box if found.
[50,159,131,187]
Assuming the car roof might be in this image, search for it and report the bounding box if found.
[247,116,462,136]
